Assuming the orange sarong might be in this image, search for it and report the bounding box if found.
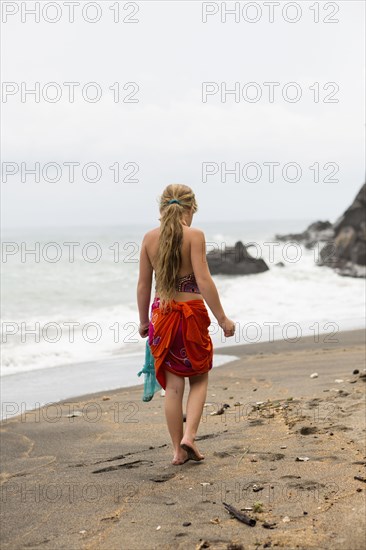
[148,297,213,390]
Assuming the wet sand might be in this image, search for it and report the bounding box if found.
[1,328,365,550]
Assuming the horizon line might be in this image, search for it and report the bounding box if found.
[1,217,322,231]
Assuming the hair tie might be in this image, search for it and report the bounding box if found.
[168,199,180,205]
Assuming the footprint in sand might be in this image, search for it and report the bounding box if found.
[92,459,153,474]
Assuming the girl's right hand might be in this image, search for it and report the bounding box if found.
[218,317,236,337]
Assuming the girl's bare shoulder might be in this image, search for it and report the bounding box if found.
[144,225,204,235]
[184,226,205,239]
[142,227,160,241]
[190,226,204,234]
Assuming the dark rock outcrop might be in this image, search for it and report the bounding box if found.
[207,241,269,275]
[318,183,366,278]
[275,183,366,278]
[275,220,334,249]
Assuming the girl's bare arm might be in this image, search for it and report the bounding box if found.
[190,229,227,323]
[137,234,153,325]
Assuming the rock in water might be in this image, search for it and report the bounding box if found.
[318,182,366,278]
[275,182,366,278]
[207,241,269,275]
[275,220,334,249]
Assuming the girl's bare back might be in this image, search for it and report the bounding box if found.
[144,225,204,302]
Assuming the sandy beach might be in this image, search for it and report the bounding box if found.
[1,328,365,550]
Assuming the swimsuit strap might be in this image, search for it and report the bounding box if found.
[176,272,200,294]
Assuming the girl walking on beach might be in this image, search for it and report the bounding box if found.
[137,184,235,465]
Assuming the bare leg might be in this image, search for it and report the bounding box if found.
[164,369,188,464]
[180,372,209,460]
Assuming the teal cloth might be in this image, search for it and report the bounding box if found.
[137,340,162,401]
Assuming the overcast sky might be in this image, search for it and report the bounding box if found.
[1,1,365,228]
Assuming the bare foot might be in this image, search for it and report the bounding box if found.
[180,438,204,461]
[172,448,188,465]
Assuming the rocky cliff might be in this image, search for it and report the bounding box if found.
[275,220,334,250]
[318,183,366,277]
[275,182,366,278]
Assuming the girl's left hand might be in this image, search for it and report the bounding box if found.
[139,321,149,338]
